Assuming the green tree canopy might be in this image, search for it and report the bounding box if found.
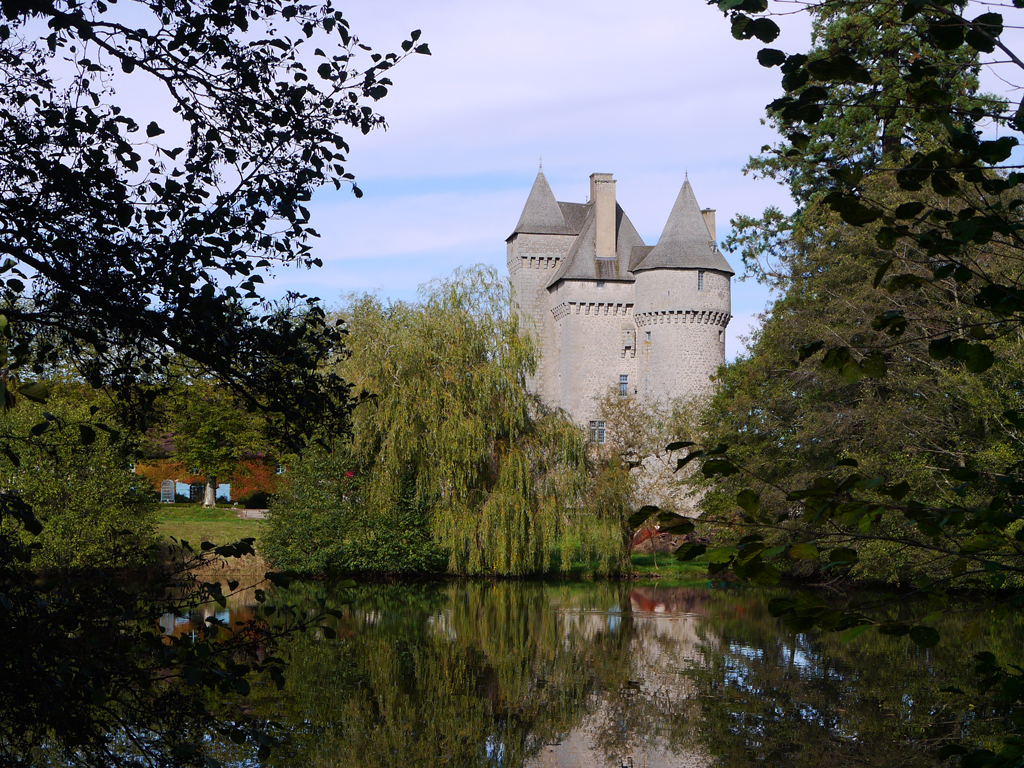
[264,267,631,577]
[653,2,1024,764]
[156,381,270,507]
[0,385,156,570]
[0,0,427,762]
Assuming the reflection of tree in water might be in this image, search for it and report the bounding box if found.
[202,582,1023,768]
[238,582,644,767]
[682,589,1024,768]
[207,581,715,768]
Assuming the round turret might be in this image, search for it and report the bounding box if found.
[631,178,733,405]
[633,267,730,403]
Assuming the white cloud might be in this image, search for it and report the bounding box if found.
[285,0,814,318]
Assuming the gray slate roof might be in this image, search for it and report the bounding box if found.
[632,180,734,275]
[558,202,589,234]
[546,202,646,286]
[509,171,574,237]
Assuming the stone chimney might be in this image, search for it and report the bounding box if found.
[590,173,616,259]
[701,208,716,241]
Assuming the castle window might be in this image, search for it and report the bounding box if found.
[588,420,606,445]
[719,330,724,342]
[596,281,605,288]
[645,331,652,342]
[619,375,628,397]
[697,270,706,291]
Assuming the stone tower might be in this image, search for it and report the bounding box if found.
[507,170,732,429]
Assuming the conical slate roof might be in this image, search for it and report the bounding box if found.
[509,171,573,237]
[633,180,734,275]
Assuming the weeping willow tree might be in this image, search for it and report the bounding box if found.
[264,266,630,576]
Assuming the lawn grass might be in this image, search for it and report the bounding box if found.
[156,505,268,580]
[629,552,711,586]
[156,505,263,547]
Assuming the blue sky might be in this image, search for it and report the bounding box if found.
[247,0,818,359]
[242,0,1020,359]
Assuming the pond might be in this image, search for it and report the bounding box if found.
[171,580,1023,767]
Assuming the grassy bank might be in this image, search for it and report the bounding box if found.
[155,507,709,585]
[157,505,267,579]
[157,505,263,546]
[629,553,710,585]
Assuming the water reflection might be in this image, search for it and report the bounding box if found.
[184,581,1022,768]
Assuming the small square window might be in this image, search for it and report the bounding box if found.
[697,270,705,291]
[596,281,605,288]
[619,374,628,397]
[588,420,606,445]
[274,463,286,475]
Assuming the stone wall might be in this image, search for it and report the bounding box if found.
[634,268,730,404]
[548,279,636,423]
[508,233,575,396]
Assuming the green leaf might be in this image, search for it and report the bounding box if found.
[788,543,820,560]
[265,571,291,588]
[675,450,704,472]
[841,625,872,643]
[17,382,49,403]
[702,459,739,478]
[873,259,893,288]
[965,12,1003,53]
[909,625,940,648]
[860,351,887,378]
[657,512,695,535]
[756,48,786,67]
[805,54,871,83]
[665,441,695,451]
[798,340,824,361]
[927,18,966,50]
[828,547,859,566]
[627,505,660,529]
[704,546,738,564]
[78,424,96,445]
[963,344,994,373]
[675,543,706,561]
[928,336,954,360]
[877,622,911,636]
[767,597,794,616]
[894,202,925,219]
[736,489,760,514]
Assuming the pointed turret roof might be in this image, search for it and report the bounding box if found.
[508,171,573,237]
[633,180,734,275]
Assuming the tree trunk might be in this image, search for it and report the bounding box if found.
[204,476,217,507]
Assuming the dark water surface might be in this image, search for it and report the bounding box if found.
[176,580,1023,767]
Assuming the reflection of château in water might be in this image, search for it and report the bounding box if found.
[158,582,260,638]
[525,588,710,768]
[424,586,714,768]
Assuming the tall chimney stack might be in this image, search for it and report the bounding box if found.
[701,208,716,241]
[590,173,616,259]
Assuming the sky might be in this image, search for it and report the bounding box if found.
[243,0,819,359]
[203,1,1020,359]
